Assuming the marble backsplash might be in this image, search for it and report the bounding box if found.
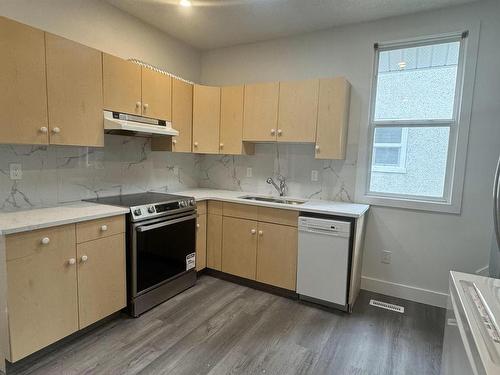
[0,138,357,211]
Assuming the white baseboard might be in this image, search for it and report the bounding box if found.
[475,265,489,276]
[361,276,448,308]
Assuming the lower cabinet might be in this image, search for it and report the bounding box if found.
[196,213,207,271]
[206,213,222,270]
[4,215,126,362]
[221,217,258,280]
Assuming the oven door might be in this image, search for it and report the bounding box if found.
[132,212,196,297]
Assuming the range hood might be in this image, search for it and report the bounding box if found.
[104,110,179,137]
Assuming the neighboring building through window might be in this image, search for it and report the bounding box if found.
[367,33,468,204]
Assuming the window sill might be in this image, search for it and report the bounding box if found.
[359,193,461,214]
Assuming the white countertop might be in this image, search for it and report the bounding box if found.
[174,188,369,218]
[0,202,129,236]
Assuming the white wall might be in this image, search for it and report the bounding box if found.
[200,0,500,306]
[0,0,201,81]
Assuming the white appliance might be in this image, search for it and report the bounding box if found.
[103,110,179,137]
[441,271,500,375]
[297,216,351,309]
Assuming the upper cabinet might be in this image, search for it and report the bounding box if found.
[141,68,172,121]
[45,34,104,147]
[315,77,351,159]
[103,53,142,116]
[277,79,319,143]
[243,82,280,142]
[192,85,221,154]
[220,86,254,155]
[0,17,48,145]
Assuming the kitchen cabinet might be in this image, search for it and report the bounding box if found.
[103,53,142,116]
[0,17,48,145]
[196,213,207,271]
[277,79,319,143]
[256,222,297,290]
[220,86,254,155]
[206,201,223,270]
[141,67,172,121]
[151,78,193,152]
[242,82,280,142]
[6,225,78,362]
[315,77,351,159]
[45,33,104,147]
[4,215,126,362]
[222,217,258,280]
[76,234,126,328]
[192,85,221,154]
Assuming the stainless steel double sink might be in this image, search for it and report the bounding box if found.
[238,195,306,205]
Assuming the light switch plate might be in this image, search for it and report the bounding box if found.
[311,170,319,182]
[9,163,22,180]
[381,250,392,264]
[246,167,253,178]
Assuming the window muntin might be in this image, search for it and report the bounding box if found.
[367,34,466,203]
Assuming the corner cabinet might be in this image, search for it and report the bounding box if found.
[192,85,221,154]
[4,216,126,362]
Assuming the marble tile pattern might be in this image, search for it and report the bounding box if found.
[0,137,357,211]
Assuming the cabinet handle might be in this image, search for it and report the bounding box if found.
[172,139,177,145]
[68,258,76,265]
[277,129,282,136]
[41,237,50,245]
[219,143,224,148]
[270,129,276,135]
[100,225,108,232]
[136,101,141,108]
[52,127,61,134]
[80,255,88,263]
[315,145,320,151]
[39,126,48,134]
[258,230,263,236]
[251,229,256,235]
[196,223,200,229]
[194,142,199,147]
[143,103,149,110]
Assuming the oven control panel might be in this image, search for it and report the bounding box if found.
[130,198,196,221]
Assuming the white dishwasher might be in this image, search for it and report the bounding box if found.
[297,216,351,309]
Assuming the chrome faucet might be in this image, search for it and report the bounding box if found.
[266,176,287,197]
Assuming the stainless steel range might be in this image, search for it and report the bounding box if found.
[85,192,197,317]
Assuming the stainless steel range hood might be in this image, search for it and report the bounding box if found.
[104,110,179,137]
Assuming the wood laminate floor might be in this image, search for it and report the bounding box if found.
[7,275,445,375]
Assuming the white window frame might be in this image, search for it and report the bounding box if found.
[355,27,479,214]
[372,128,408,173]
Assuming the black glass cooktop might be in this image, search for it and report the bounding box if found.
[84,192,191,208]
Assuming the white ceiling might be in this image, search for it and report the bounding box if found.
[104,0,478,50]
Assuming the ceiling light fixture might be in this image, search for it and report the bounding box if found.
[180,0,192,7]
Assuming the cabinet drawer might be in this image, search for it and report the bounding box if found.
[257,207,298,227]
[197,201,207,215]
[208,200,223,215]
[76,215,125,243]
[6,224,75,262]
[222,202,258,220]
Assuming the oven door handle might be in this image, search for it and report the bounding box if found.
[136,214,197,232]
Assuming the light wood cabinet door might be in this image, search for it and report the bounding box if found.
[76,234,126,329]
[172,78,193,152]
[315,77,351,159]
[220,86,254,155]
[192,85,221,154]
[196,214,207,271]
[103,53,142,115]
[45,33,103,147]
[6,225,78,361]
[141,67,172,121]
[243,82,279,142]
[278,79,319,143]
[0,17,48,145]
[206,213,222,270]
[222,217,258,280]
[256,222,297,290]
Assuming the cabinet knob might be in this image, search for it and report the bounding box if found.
[270,129,276,135]
[277,129,282,136]
[136,101,141,108]
[52,127,61,134]
[196,223,200,229]
[39,126,48,134]
[258,230,263,236]
[172,139,177,145]
[315,145,320,151]
[143,103,149,110]
[68,258,76,265]
[219,143,224,148]
[100,225,108,232]
[41,237,50,245]
[251,229,256,235]
[81,255,88,263]
[194,142,198,147]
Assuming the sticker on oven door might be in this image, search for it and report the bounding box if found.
[186,253,196,271]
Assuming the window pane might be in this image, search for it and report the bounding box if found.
[374,147,400,165]
[370,127,450,198]
[374,127,402,143]
[374,41,460,121]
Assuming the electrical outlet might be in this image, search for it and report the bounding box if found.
[381,250,392,264]
[246,167,253,178]
[173,166,179,175]
[94,161,105,170]
[9,163,22,180]
[311,170,319,182]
